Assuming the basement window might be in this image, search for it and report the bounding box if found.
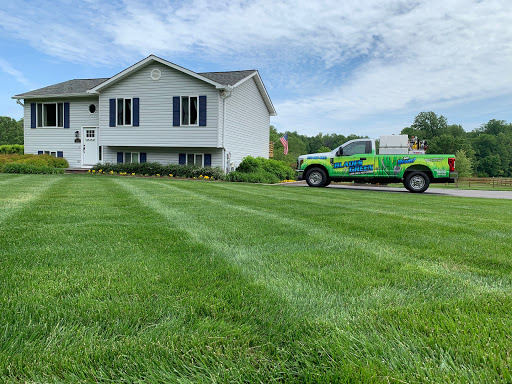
[124,152,139,163]
[186,153,203,166]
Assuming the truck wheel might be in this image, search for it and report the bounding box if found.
[404,171,430,193]
[305,167,328,187]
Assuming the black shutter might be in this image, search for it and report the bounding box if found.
[64,102,70,128]
[204,153,212,166]
[117,152,123,163]
[133,98,139,126]
[199,96,207,126]
[173,97,180,126]
[179,153,186,165]
[31,103,36,128]
[109,99,116,127]
[140,152,146,163]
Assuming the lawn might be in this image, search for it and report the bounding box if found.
[1,174,511,383]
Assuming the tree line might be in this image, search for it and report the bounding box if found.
[0,117,23,146]
[271,112,512,177]
[2,113,510,177]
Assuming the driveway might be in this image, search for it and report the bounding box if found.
[278,181,512,199]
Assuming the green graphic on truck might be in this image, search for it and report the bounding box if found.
[297,136,457,193]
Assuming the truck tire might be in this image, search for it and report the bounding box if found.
[404,171,430,193]
[305,167,329,187]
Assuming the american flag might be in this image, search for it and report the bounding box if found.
[280,133,289,155]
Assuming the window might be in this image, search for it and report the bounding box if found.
[86,129,95,138]
[38,150,63,158]
[37,103,64,127]
[89,104,96,114]
[181,96,198,126]
[124,152,139,163]
[117,98,132,126]
[342,141,372,156]
[185,153,204,166]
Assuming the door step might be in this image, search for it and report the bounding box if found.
[65,168,91,174]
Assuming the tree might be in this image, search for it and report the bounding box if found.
[454,150,473,177]
[0,117,23,145]
[403,112,448,140]
[477,154,503,177]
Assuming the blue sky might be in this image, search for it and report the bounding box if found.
[1,0,511,138]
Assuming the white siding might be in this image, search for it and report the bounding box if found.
[103,146,223,168]
[24,97,99,168]
[99,63,219,147]
[223,77,270,171]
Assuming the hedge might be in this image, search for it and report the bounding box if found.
[2,163,65,174]
[92,162,224,180]
[0,154,69,170]
[0,145,24,154]
[229,156,295,183]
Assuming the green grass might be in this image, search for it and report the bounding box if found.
[381,181,512,191]
[1,174,511,383]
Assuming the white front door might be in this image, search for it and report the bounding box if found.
[82,128,98,166]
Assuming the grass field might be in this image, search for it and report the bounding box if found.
[1,174,511,383]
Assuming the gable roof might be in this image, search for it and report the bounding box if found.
[198,70,257,86]
[12,55,276,115]
[13,78,109,98]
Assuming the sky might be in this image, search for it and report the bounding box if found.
[0,0,511,139]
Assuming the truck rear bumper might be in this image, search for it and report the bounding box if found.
[433,172,458,184]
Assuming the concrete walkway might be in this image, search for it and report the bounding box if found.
[278,181,512,199]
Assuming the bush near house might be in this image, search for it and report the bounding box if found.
[0,154,69,173]
[2,163,65,174]
[93,162,224,180]
[226,156,295,183]
[0,144,24,154]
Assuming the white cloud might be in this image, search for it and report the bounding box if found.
[0,0,511,135]
[0,57,33,88]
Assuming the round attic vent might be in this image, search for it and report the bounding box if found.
[151,68,161,81]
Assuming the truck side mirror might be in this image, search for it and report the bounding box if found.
[336,148,343,156]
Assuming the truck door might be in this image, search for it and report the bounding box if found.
[332,140,375,178]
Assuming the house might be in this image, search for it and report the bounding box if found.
[12,55,276,171]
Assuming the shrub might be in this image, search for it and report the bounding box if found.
[226,171,280,184]
[230,156,295,183]
[2,163,65,174]
[0,145,24,154]
[92,162,224,180]
[16,154,68,168]
[0,154,68,171]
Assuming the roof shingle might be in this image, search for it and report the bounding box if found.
[198,70,256,86]
[15,78,109,98]
[15,69,256,98]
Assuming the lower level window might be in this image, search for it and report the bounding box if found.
[38,150,63,158]
[187,153,203,166]
[124,152,139,163]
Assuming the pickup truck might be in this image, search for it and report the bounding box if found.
[296,137,457,193]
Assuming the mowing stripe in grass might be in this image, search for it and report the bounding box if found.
[111,178,512,382]
[148,180,512,292]
[0,174,61,224]
[207,182,512,274]
[114,179,512,336]
[2,175,512,382]
[1,175,357,382]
